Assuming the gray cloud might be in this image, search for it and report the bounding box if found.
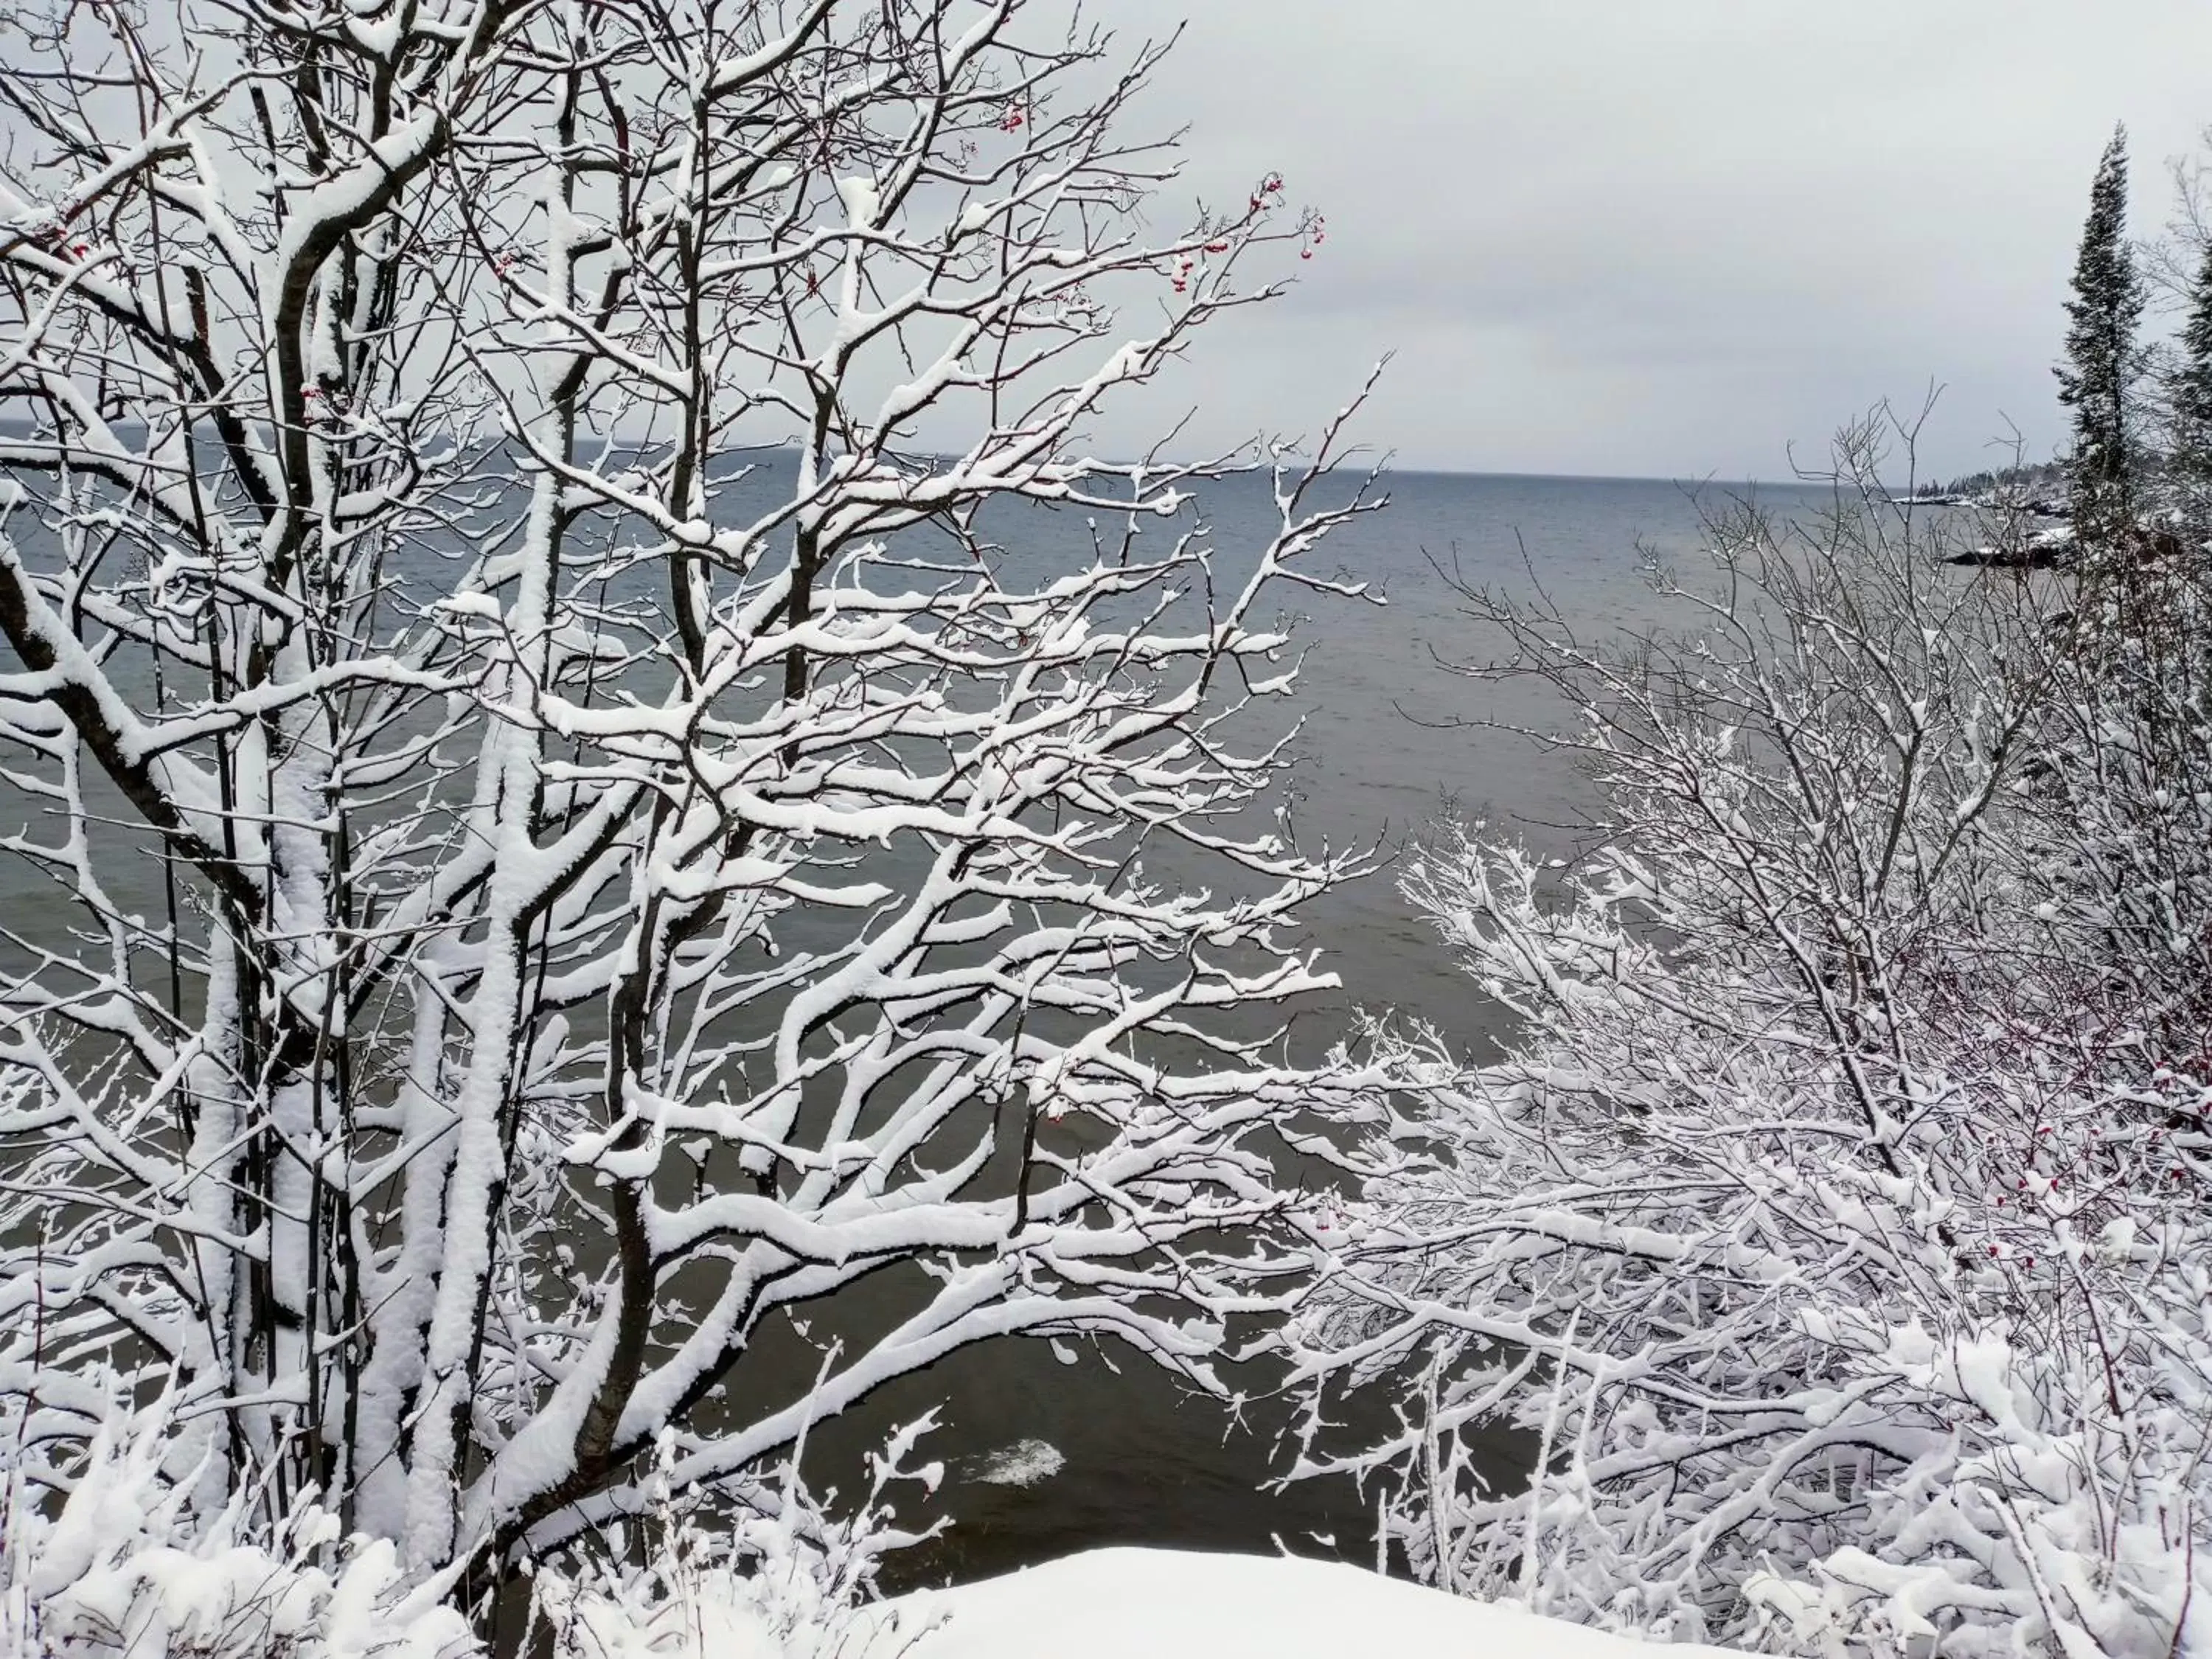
[1085,1,2212,479]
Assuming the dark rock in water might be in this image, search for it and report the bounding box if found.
[1944,519,2195,571]
[1946,542,2070,569]
[1947,526,2073,569]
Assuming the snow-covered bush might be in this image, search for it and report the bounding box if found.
[2025,535,2212,1068]
[1293,413,2212,1657]
[527,1422,946,1659]
[0,1382,953,1657]
[1,1390,474,1658]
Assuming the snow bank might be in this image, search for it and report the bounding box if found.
[852,1548,1749,1659]
[551,1544,1753,1659]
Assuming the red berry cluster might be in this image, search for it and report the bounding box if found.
[30,223,91,260]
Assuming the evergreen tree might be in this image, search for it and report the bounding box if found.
[2171,232,2212,507]
[2055,125,2146,557]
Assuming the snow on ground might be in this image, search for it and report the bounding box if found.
[847,1548,1748,1659]
[549,1544,1759,1659]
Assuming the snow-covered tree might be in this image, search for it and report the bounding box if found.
[2167,232,2212,527]
[0,0,1382,1607]
[2058,126,2147,558]
[1288,414,2212,1657]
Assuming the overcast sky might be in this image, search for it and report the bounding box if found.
[1089,1,2212,481]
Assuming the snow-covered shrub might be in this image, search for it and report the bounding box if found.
[2025,535,2212,1067]
[1,1390,949,1658]
[0,1391,474,1658]
[527,1422,945,1659]
[1293,413,2212,1657]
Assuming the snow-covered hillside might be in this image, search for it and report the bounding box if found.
[561,1548,1750,1659]
[879,1550,1750,1659]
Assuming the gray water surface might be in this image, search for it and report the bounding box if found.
[796,466,1848,1585]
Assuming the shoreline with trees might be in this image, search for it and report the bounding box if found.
[0,7,2207,1658]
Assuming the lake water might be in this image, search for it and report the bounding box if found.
[0,459,1845,1584]
[793,465,1846,1586]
